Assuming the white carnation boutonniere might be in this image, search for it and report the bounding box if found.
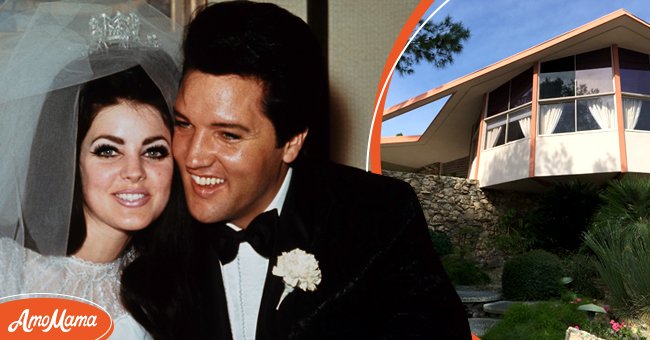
[272,248,321,310]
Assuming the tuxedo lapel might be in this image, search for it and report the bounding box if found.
[255,252,284,339]
[255,165,334,338]
[202,225,234,339]
[255,173,311,339]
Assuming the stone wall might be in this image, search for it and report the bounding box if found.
[383,170,538,267]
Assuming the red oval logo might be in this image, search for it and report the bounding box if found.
[0,294,113,339]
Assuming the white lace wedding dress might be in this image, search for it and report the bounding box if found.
[0,238,151,339]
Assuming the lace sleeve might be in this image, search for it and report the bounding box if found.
[0,237,25,297]
[0,238,151,339]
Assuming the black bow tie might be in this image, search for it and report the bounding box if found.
[214,209,279,264]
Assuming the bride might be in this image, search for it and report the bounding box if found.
[0,1,184,338]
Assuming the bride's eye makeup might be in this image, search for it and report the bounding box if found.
[91,144,119,158]
[143,145,170,160]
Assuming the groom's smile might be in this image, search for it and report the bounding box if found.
[191,175,225,186]
[187,172,226,198]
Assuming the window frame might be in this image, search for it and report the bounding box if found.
[484,104,532,149]
[486,68,533,118]
[538,93,616,135]
[622,93,650,132]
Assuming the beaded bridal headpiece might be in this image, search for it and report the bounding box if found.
[89,11,160,53]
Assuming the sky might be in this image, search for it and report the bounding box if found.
[381,0,650,137]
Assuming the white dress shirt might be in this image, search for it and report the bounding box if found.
[220,168,292,340]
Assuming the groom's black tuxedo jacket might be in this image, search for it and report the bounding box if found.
[194,161,470,339]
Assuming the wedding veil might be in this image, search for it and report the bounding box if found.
[0,0,181,255]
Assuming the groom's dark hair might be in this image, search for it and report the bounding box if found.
[182,0,329,161]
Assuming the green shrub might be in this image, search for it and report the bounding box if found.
[482,301,587,340]
[455,225,481,259]
[562,253,605,299]
[442,254,490,286]
[593,176,650,228]
[533,181,601,252]
[491,208,536,256]
[584,177,650,317]
[584,221,650,317]
[502,250,564,300]
[428,229,453,257]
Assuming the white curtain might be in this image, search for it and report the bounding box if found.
[540,104,564,134]
[624,98,642,129]
[588,99,613,129]
[485,126,503,148]
[518,116,531,138]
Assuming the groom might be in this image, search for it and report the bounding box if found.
[173,1,470,339]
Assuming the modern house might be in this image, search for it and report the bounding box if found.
[381,9,650,191]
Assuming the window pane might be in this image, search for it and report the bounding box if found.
[554,103,575,133]
[540,102,574,134]
[621,69,650,95]
[540,56,575,99]
[510,68,533,107]
[485,116,506,148]
[485,126,505,148]
[507,120,525,142]
[576,48,611,70]
[576,68,612,95]
[540,72,575,98]
[619,48,650,70]
[620,48,650,95]
[577,96,613,131]
[623,97,641,130]
[508,107,531,141]
[541,55,574,73]
[638,113,650,130]
[494,128,505,146]
[623,100,650,131]
[574,48,612,95]
[487,82,509,117]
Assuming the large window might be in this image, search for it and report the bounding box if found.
[620,48,650,95]
[485,107,532,149]
[539,96,615,134]
[487,68,533,117]
[538,48,614,135]
[539,56,574,98]
[484,68,533,149]
[620,48,650,131]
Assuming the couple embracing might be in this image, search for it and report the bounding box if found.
[0,1,470,339]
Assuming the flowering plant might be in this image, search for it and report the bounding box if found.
[605,319,642,339]
[272,248,321,309]
[586,317,647,340]
[610,320,625,333]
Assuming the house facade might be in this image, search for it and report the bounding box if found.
[381,9,650,191]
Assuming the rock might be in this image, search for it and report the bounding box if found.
[565,327,604,340]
